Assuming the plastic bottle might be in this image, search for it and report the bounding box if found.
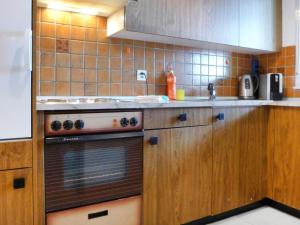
[166,69,176,100]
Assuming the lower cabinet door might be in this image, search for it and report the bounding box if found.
[0,168,33,225]
[212,107,267,215]
[47,196,142,225]
[273,107,300,210]
[143,126,212,225]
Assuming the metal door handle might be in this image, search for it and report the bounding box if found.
[14,178,25,189]
[149,137,158,145]
[88,210,108,219]
[216,113,225,121]
[178,113,187,121]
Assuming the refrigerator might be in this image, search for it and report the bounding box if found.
[0,0,32,140]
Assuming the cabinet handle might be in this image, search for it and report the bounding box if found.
[178,113,187,122]
[216,113,225,121]
[88,210,108,219]
[13,178,25,189]
[149,137,158,145]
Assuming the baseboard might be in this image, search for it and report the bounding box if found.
[184,198,300,225]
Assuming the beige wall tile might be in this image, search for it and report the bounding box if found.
[84,56,97,69]
[85,42,98,55]
[69,40,84,54]
[40,67,55,81]
[71,13,85,27]
[56,68,70,82]
[86,28,97,42]
[70,55,83,68]
[40,81,55,95]
[41,52,55,67]
[85,83,97,96]
[97,70,110,83]
[97,17,107,30]
[40,37,55,52]
[56,25,70,39]
[110,83,122,96]
[98,84,110,95]
[56,53,70,67]
[56,11,71,25]
[98,44,109,56]
[56,82,70,95]
[41,23,55,37]
[71,26,85,40]
[85,15,97,28]
[71,82,84,96]
[71,68,84,82]
[85,69,97,83]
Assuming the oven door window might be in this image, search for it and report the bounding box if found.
[45,137,143,213]
[63,146,127,189]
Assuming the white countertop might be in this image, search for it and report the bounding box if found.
[36,96,300,111]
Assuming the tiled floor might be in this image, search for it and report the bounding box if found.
[208,207,300,225]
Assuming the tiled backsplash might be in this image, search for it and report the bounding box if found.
[258,46,297,97]
[36,7,253,97]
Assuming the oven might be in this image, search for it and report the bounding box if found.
[44,111,143,214]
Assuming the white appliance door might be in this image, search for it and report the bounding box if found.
[0,0,32,140]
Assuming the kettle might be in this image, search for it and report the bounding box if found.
[239,74,258,99]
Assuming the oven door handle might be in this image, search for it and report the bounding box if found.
[45,131,144,144]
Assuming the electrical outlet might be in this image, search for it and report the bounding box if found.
[137,70,148,81]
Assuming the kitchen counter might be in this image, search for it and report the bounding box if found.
[36,96,300,111]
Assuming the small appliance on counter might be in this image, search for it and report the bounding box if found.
[259,73,283,100]
[239,74,258,99]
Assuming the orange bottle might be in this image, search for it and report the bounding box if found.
[166,69,176,100]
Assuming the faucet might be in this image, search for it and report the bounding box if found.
[208,83,216,100]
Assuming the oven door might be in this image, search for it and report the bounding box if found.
[44,132,143,213]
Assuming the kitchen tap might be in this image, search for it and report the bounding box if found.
[208,83,216,100]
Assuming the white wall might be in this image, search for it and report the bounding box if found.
[282,0,296,46]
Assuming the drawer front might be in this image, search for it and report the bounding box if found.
[144,108,212,129]
[0,140,32,170]
[47,196,141,225]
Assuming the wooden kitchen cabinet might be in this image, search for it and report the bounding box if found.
[0,140,32,170]
[143,126,212,225]
[239,0,281,51]
[212,107,268,215]
[273,107,300,210]
[109,0,281,52]
[125,0,239,46]
[0,168,33,225]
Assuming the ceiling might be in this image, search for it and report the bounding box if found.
[37,0,126,16]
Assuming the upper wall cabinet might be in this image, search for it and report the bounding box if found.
[126,0,239,47]
[107,0,281,53]
[239,0,282,52]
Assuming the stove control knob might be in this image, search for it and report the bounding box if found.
[130,117,139,127]
[63,120,74,130]
[75,120,85,129]
[51,120,62,131]
[120,118,129,127]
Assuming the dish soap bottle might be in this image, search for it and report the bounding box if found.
[166,68,176,100]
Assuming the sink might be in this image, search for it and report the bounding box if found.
[183,97,239,102]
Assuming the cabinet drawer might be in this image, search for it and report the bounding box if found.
[144,108,212,129]
[47,196,142,225]
[0,140,32,170]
